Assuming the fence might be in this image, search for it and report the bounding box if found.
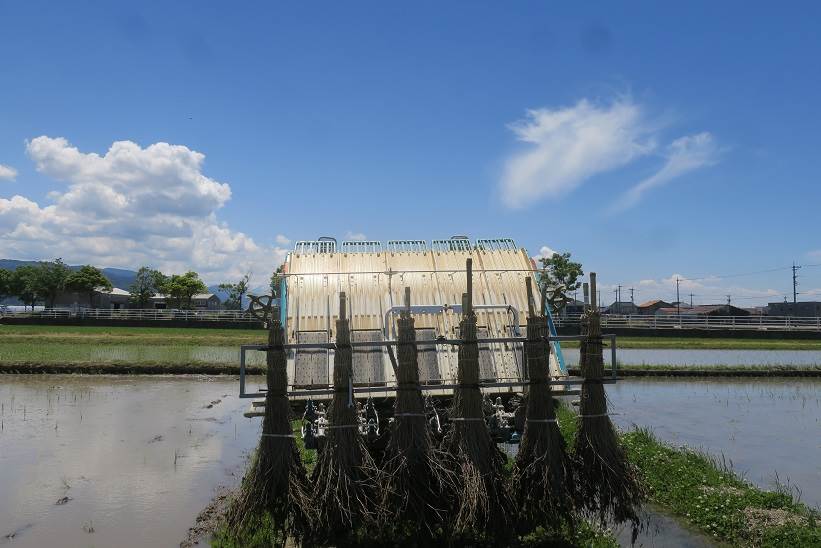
[553,314,821,332]
[1,307,259,323]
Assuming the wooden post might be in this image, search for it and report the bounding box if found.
[589,273,597,310]
[466,258,473,314]
[525,277,536,318]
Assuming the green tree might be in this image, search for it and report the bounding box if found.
[9,265,39,310]
[219,273,250,310]
[65,265,112,308]
[129,267,166,308]
[537,251,583,314]
[164,271,207,309]
[269,266,283,298]
[0,268,11,302]
[33,259,71,308]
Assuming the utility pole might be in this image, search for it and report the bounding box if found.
[676,277,681,316]
[629,287,635,303]
[617,284,622,313]
[792,262,801,305]
[614,288,619,314]
[726,294,732,314]
[689,293,694,308]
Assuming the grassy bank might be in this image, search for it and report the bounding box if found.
[3,325,821,350]
[553,405,821,546]
[0,324,264,346]
[563,337,821,350]
[570,365,821,377]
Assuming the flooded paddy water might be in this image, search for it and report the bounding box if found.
[608,378,821,508]
[1,373,819,547]
[4,343,821,369]
[0,374,263,547]
[564,348,821,367]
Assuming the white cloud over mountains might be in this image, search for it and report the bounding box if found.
[0,164,17,181]
[500,97,719,210]
[0,136,286,284]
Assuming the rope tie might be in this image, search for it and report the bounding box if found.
[261,433,296,438]
[450,417,484,422]
[394,413,427,417]
[324,424,361,429]
[526,418,558,423]
[578,413,609,419]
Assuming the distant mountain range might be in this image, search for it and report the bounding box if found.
[0,259,266,306]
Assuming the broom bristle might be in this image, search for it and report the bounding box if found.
[442,290,514,538]
[513,312,574,530]
[226,320,311,542]
[573,308,646,531]
[309,293,378,543]
[379,292,455,538]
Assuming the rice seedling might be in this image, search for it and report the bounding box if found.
[572,274,646,538]
[309,293,378,544]
[378,287,455,540]
[441,259,514,541]
[512,278,574,532]
[226,319,311,544]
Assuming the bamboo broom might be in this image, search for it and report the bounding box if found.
[310,292,378,543]
[512,278,574,531]
[379,287,454,539]
[226,319,311,543]
[573,273,645,533]
[441,259,514,540]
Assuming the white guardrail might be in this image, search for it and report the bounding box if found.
[553,314,821,332]
[2,308,820,331]
[0,308,260,322]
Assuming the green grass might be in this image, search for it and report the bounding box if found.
[0,324,264,346]
[554,404,821,546]
[563,337,821,350]
[3,325,820,349]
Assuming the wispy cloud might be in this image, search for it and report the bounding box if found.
[0,164,17,181]
[499,97,719,210]
[275,234,291,246]
[500,97,656,208]
[611,132,720,212]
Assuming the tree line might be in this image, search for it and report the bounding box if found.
[0,260,225,310]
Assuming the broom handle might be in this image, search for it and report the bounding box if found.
[589,273,597,310]
[466,258,473,314]
[525,277,536,318]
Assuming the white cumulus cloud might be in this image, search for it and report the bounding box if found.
[275,234,292,246]
[612,132,719,211]
[0,164,17,181]
[537,245,557,259]
[500,98,656,208]
[0,136,286,284]
[345,231,367,242]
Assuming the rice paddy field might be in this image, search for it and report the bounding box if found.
[2,325,821,374]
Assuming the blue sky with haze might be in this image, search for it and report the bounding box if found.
[1,1,819,304]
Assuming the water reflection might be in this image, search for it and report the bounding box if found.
[0,375,263,547]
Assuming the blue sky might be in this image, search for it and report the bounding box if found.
[1,1,819,304]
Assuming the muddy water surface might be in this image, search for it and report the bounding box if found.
[0,375,262,547]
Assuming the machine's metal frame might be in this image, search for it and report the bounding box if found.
[239,333,619,399]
